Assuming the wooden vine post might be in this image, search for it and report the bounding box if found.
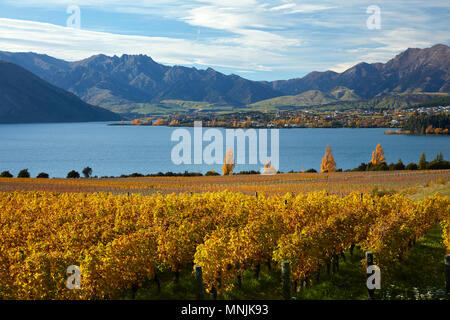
[446,255,450,294]
[282,261,291,300]
[194,265,204,300]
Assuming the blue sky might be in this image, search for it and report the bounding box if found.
[0,0,449,81]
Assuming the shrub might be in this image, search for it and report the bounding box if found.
[306,168,317,173]
[393,159,405,171]
[67,170,80,179]
[427,152,450,170]
[367,162,389,171]
[237,170,259,175]
[129,173,144,177]
[37,173,49,179]
[0,171,13,178]
[206,170,220,176]
[352,163,367,172]
[82,167,93,178]
[406,163,418,170]
[183,171,203,177]
[18,169,30,178]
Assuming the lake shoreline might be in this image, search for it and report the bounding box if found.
[384,129,450,136]
[109,123,398,130]
[1,123,448,178]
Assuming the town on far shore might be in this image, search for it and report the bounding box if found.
[112,105,450,135]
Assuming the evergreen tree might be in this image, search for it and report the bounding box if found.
[418,152,428,170]
[393,158,405,170]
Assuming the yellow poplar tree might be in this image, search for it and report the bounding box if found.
[222,148,235,176]
[263,158,276,175]
[371,143,386,165]
[321,144,336,173]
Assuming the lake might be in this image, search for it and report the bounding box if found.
[0,122,448,178]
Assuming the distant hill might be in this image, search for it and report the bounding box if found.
[0,61,122,123]
[0,44,449,114]
[316,93,449,111]
[250,87,360,108]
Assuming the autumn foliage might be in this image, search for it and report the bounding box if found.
[153,118,167,126]
[263,159,277,175]
[222,148,235,176]
[321,144,336,173]
[0,191,448,299]
[371,143,386,165]
[442,213,450,254]
[131,119,144,125]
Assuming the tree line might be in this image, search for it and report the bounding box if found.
[0,167,93,179]
[1,147,448,179]
[402,113,449,135]
[319,143,449,173]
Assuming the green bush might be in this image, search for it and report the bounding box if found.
[237,170,259,175]
[406,163,418,170]
[392,159,405,171]
[0,171,13,178]
[67,170,80,179]
[367,162,389,171]
[37,173,49,179]
[18,169,30,178]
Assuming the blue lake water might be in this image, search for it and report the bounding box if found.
[0,122,448,178]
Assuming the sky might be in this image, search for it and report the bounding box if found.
[0,0,449,81]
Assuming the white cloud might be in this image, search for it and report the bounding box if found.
[182,5,266,31]
[287,4,337,14]
[1,0,449,80]
[270,4,296,11]
[0,18,297,73]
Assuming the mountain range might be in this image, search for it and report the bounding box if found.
[0,44,449,120]
[0,52,282,107]
[0,61,122,123]
[268,44,450,98]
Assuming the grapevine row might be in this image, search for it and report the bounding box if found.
[0,191,448,299]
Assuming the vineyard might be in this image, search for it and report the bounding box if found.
[0,190,448,300]
[0,170,449,196]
